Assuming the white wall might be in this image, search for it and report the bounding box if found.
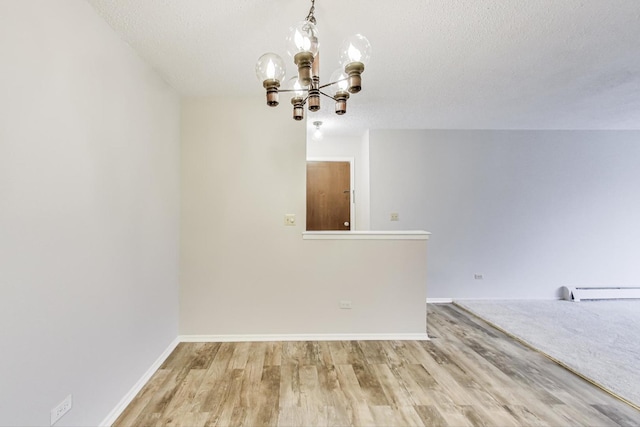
[370,130,640,299]
[0,1,180,425]
[307,131,370,230]
[180,98,426,336]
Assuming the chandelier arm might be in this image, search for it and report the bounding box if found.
[319,90,336,101]
[318,77,349,90]
[279,88,310,94]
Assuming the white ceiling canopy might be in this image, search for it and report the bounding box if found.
[88,0,640,136]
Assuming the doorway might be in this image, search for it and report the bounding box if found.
[306,159,355,231]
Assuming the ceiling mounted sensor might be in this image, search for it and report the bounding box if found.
[255,0,371,121]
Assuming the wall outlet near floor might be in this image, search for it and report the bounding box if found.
[474,274,484,280]
[284,214,296,226]
[339,300,352,309]
[51,394,72,426]
[390,212,399,221]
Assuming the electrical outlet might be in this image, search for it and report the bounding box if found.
[284,214,296,226]
[390,212,399,221]
[339,300,352,309]
[474,274,484,280]
[51,394,72,426]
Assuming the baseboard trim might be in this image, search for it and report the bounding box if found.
[426,298,453,304]
[99,337,180,427]
[179,333,430,342]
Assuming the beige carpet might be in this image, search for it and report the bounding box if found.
[455,299,640,409]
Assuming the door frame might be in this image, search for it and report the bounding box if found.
[307,157,356,231]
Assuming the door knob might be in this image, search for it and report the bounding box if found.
[344,222,349,227]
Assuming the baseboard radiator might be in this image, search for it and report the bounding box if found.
[562,286,640,302]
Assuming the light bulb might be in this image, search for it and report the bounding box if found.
[312,121,323,141]
[286,21,319,58]
[289,76,305,120]
[339,34,371,94]
[329,69,350,115]
[289,76,305,98]
[328,69,349,96]
[255,53,286,83]
[339,34,371,67]
[286,20,319,86]
[256,53,286,106]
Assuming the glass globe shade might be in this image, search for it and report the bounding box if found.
[339,34,371,67]
[255,53,286,83]
[329,69,349,96]
[286,20,319,58]
[289,76,306,97]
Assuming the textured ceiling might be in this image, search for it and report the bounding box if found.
[87,0,640,135]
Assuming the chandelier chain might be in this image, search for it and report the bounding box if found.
[305,0,316,24]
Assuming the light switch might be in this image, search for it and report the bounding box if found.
[284,214,296,226]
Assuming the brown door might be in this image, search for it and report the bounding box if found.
[306,161,351,231]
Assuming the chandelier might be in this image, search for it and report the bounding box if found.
[255,0,371,121]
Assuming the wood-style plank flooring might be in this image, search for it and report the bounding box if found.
[113,304,640,426]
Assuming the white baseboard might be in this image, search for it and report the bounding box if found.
[99,337,180,427]
[180,333,430,342]
[426,298,453,304]
[454,297,562,301]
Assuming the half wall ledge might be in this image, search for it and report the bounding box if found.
[302,230,431,240]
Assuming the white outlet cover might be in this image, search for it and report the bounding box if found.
[51,394,72,426]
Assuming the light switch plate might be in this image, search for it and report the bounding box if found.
[284,214,296,226]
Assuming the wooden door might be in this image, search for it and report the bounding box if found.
[306,161,351,231]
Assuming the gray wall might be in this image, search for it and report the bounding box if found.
[0,2,180,425]
[370,130,640,299]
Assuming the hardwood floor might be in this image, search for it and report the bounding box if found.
[113,304,640,426]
